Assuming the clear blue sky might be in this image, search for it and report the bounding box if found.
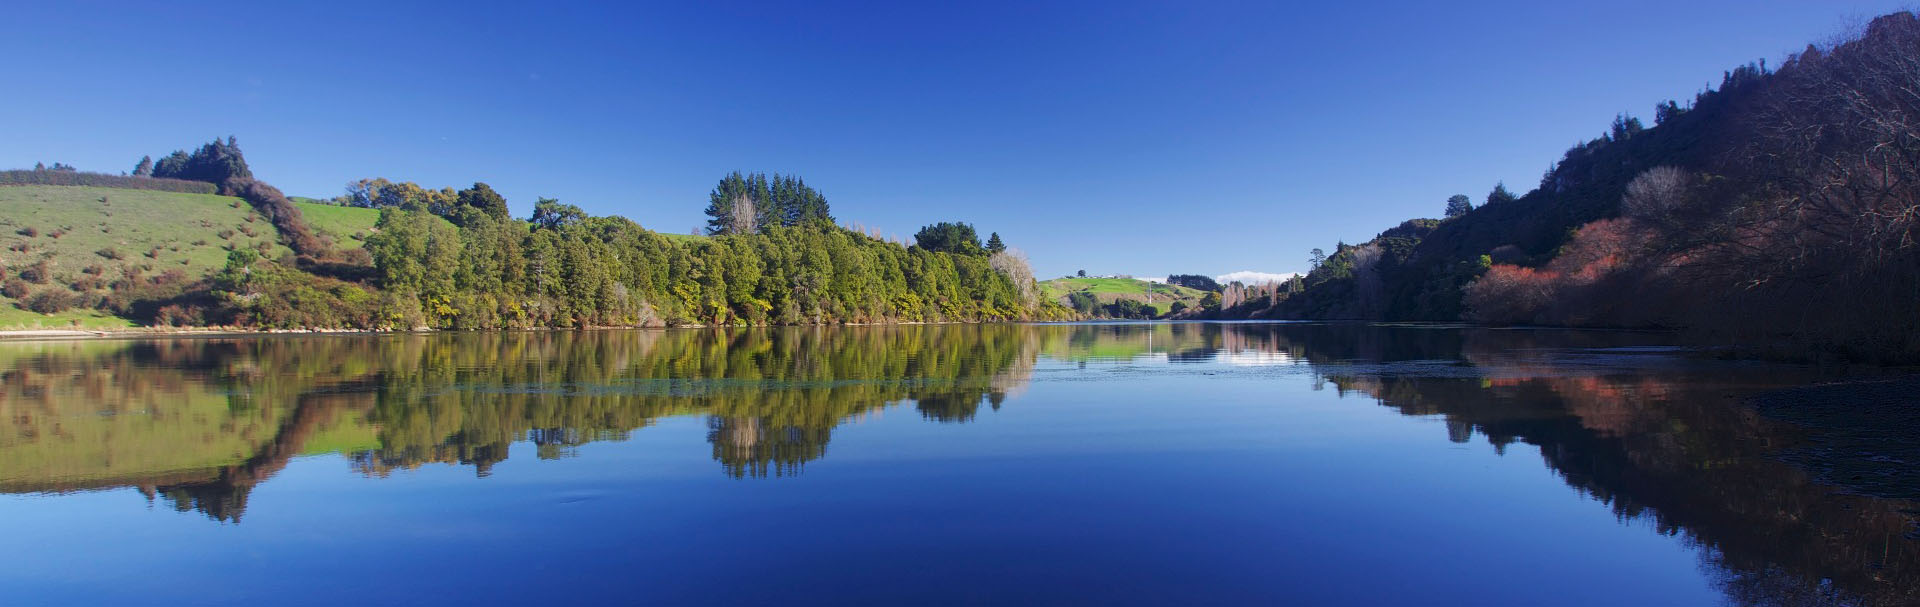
[3,1,1907,278]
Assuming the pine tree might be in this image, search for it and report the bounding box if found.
[1485,182,1517,206]
[133,155,153,177]
[986,232,1006,253]
[1444,194,1473,218]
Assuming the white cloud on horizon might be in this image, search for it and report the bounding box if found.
[1215,271,1298,285]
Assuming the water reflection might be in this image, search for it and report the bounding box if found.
[0,323,1915,605]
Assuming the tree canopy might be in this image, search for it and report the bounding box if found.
[913,222,985,255]
[151,137,252,184]
[704,172,833,235]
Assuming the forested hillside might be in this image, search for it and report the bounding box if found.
[1,143,1062,329]
[1228,12,1920,361]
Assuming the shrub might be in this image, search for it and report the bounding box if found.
[1,278,29,299]
[18,261,50,284]
[16,227,36,237]
[154,304,204,327]
[96,247,124,260]
[22,289,77,313]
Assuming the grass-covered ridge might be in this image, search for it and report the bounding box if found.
[0,185,287,328]
[1039,277,1206,318]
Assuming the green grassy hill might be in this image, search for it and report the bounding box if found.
[1039,277,1207,317]
[293,200,381,243]
[0,185,294,328]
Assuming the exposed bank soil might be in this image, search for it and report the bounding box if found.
[1748,376,1920,507]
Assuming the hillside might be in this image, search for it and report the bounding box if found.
[1,160,1059,330]
[1234,12,1920,360]
[1040,277,1206,318]
[292,200,380,243]
[0,185,289,328]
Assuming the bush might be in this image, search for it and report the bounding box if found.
[1,278,29,299]
[17,261,50,284]
[154,304,205,327]
[22,288,78,314]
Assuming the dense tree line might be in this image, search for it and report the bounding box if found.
[1166,274,1219,291]
[150,137,252,184]
[358,204,1052,328]
[188,168,1057,329]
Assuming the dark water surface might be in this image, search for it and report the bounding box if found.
[1,323,1914,605]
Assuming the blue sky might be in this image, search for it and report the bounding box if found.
[3,1,1908,278]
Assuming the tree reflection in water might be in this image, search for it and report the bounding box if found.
[0,323,1914,605]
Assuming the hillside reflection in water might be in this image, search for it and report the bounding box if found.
[0,323,1912,606]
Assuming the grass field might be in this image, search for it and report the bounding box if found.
[0,185,294,328]
[1038,277,1207,316]
[294,201,382,243]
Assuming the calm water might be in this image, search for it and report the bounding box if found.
[0,323,1914,605]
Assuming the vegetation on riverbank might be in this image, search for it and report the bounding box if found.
[1220,12,1920,362]
[2,144,1063,329]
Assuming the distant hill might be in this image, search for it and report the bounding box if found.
[1040,277,1206,318]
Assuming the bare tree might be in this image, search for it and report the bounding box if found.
[726,193,759,235]
[989,248,1037,305]
[1621,166,1692,221]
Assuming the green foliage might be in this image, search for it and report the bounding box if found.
[913,221,985,255]
[150,136,252,184]
[364,206,1041,328]
[1485,182,1517,206]
[455,182,509,224]
[1105,298,1154,319]
[1067,291,1099,314]
[986,232,1006,254]
[703,172,833,235]
[3,166,1036,330]
[1445,194,1473,218]
[1166,274,1219,291]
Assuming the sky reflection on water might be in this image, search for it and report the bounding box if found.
[0,323,1912,605]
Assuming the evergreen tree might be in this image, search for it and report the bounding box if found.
[149,137,251,184]
[986,232,1006,254]
[913,222,985,255]
[133,155,153,177]
[705,172,832,234]
[1444,194,1474,218]
[1485,182,1517,206]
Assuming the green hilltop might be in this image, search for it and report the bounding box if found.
[1039,277,1207,319]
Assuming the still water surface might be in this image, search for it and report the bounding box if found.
[0,323,1913,605]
